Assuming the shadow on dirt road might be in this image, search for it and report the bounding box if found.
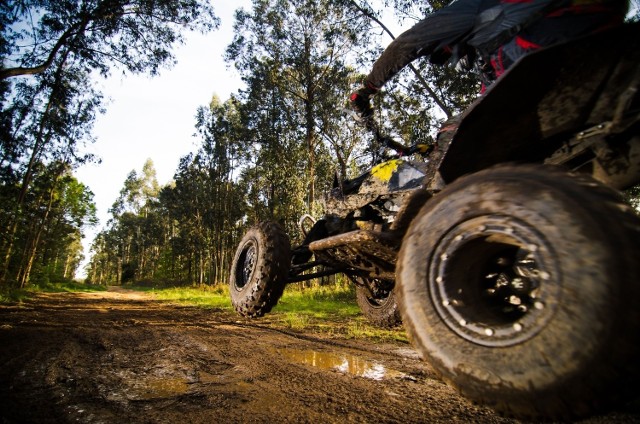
[0,289,638,423]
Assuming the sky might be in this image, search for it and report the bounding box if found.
[74,1,252,276]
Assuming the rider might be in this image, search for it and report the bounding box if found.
[350,0,629,121]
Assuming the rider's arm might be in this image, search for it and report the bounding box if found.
[350,0,481,119]
[365,0,482,89]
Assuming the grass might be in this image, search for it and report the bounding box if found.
[270,284,408,343]
[0,280,107,303]
[35,281,108,293]
[142,285,233,310]
[273,283,361,318]
[0,287,31,303]
[1,279,408,343]
[131,281,408,343]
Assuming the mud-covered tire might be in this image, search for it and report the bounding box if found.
[396,164,640,421]
[229,222,291,318]
[355,279,402,328]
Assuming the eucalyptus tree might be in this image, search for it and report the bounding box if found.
[0,59,101,284]
[193,97,246,284]
[226,0,372,213]
[86,230,119,284]
[107,159,163,282]
[0,0,219,286]
[348,0,480,140]
[25,170,97,284]
[161,154,211,284]
[8,162,97,287]
[157,96,247,285]
[233,59,309,230]
[41,175,97,280]
[1,0,219,80]
[625,184,640,212]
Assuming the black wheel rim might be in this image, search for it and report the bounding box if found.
[429,215,560,347]
[367,287,392,309]
[359,278,393,309]
[234,239,257,290]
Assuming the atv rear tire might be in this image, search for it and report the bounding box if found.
[396,164,640,421]
[230,222,290,318]
[355,278,401,328]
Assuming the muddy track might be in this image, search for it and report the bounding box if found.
[0,289,638,424]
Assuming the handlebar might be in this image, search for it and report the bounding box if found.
[368,118,433,158]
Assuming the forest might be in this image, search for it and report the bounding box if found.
[1,0,639,288]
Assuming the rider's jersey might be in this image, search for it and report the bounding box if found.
[365,0,628,90]
[481,0,628,84]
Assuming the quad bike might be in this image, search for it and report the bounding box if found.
[229,23,640,421]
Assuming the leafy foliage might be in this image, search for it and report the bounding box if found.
[625,184,640,212]
[1,0,219,80]
[0,1,219,287]
[83,0,487,285]
[18,0,624,289]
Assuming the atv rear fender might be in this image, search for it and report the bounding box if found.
[437,23,640,190]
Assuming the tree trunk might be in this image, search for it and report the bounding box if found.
[17,176,59,287]
[1,50,72,283]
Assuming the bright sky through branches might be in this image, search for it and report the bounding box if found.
[74,1,251,276]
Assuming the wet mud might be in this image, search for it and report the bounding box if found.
[0,289,638,423]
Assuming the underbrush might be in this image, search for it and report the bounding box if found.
[0,287,31,303]
[35,281,108,293]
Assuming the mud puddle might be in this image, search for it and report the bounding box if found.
[278,347,409,381]
[122,376,192,400]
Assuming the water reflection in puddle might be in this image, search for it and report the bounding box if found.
[279,348,406,380]
[125,377,190,400]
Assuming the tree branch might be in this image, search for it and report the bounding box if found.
[349,0,452,117]
[0,17,90,80]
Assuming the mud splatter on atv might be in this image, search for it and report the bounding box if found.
[230,23,640,421]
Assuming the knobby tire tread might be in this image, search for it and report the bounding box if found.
[231,222,290,318]
[397,164,640,421]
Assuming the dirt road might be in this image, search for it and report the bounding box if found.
[0,289,638,423]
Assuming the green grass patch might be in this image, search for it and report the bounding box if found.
[145,285,233,310]
[34,281,108,293]
[345,320,408,343]
[273,283,361,319]
[0,287,31,303]
[136,282,408,342]
[0,280,107,303]
[125,282,408,342]
[269,283,408,343]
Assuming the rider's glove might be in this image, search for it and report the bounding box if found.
[349,81,379,120]
[416,143,434,155]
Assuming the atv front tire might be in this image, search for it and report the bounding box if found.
[396,164,640,421]
[355,278,401,328]
[229,222,290,318]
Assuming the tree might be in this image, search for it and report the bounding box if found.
[0,56,101,285]
[350,0,480,131]
[625,184,640,212]
[155,98,247,285]
[3,162,97,287]
[0,0,219,287]
[227,0,372,213]
[109,159,163,282]
[1,0,219,80]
